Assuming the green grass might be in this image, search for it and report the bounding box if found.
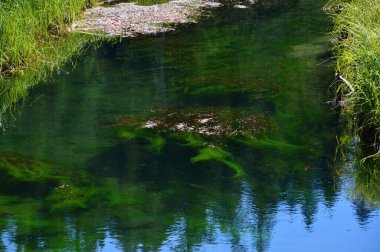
[0,34,100,123]
[325,0,380,157]
[0,0,99,77]
[0,0,105,123]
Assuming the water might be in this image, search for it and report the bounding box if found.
[0,0,379,251]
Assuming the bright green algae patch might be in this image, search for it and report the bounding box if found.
[191,146,245,177]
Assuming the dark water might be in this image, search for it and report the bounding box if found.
[0,0,379,251]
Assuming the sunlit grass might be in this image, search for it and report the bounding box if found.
[0,0,99,77]
[325,0,380,155]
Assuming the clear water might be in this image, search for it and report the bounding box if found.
[0,0,379,251]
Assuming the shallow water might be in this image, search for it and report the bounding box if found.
[0,0,379,251]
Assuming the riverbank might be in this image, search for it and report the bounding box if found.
[0,0,223,79]
[325,0,380,159]
[0,0,100,78]
[0,0,228,124]
[0,34,100,127]
[0,1,105,124]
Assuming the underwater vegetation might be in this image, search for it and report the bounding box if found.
[0,152,60,183]
[112,106,311,177]
[0,152,138,213]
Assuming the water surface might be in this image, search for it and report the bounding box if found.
[0,0,379,251]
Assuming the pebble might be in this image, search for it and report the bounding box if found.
[71,0,221,37]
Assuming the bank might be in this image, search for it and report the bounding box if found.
[0,1,109,125]
[0,0,103,78]
[0,0,221,125]
[0,0,220,79]
[325,0,380,160]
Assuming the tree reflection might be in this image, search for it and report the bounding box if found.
[0,0,378,251]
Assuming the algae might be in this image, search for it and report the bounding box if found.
[114,107,268,177]
[0,152,63,183]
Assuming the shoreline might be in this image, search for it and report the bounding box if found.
[325,0,380,160]
[0,0,101,79]
[0,0,222,80]
[0,0,238,124]
[72,0,222,37]
[0,0,223,123]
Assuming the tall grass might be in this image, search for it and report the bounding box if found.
[0,34,101,126]
[0,0,99,77]
[325,0,380,157]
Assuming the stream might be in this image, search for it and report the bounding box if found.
[0,0,379,251]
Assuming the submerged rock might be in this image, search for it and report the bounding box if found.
[114,107,268,138]
[233,4,247,8]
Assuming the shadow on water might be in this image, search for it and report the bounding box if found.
[0,0,379,251]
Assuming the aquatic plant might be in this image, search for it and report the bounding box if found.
[325,0,380,158]
[47,185,98,212]
[114,107,268,177]
[234,136,306,153]
[191,146,245,177]
[0,152,63,183]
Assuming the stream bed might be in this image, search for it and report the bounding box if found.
[0,0,379,251]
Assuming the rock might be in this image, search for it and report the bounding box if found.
[233,5,247,9]
[143,120,159,128]
[115,107,268,138]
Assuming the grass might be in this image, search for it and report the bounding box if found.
[0,0,99,78]
[325,0,380,157]
[0,0,176,121]
[0,34,100,123]
[0,0,106,123]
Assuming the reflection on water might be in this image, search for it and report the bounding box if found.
[0,0,379,251]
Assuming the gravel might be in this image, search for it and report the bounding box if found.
[71,0,222,37]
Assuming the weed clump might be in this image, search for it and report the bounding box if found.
[325,0,380,157]
[0,0,99,77]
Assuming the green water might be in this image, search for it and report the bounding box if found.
[0,0,379,251]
